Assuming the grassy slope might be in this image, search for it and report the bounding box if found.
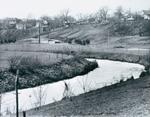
[27,74,150,117]
[47,24,150,49]
[1,24,149,52]
[0,24,149,64]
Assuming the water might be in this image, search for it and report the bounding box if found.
[1,59,145,115]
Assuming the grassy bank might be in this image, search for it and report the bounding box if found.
[80,51,149,67]
[0,57,98,93]
[22,51,150,117]
[26,73,150,117]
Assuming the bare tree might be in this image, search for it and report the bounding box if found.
[63,81,74,99]
[78,75,93,93]
[60,9,76,27]
[96,7,109,23]
[114,6,124,20]
[61,9,70,24]
[32,85,47,109]
[77,13,91,25]
[77,13,84,21]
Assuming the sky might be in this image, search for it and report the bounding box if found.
[0,0,149,19]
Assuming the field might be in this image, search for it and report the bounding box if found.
[0,51,72,69]
[0,24,150,55]
[0,23,150,116]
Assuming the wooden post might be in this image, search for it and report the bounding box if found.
[23,111,26,117]
[107,30,109,48]
[38,23,41,44]
[15,70,19,117]
[0,94,1,117]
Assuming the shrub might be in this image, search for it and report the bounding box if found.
[8,56,22,73]
[0,28,38,44]
[74,39,90,45]
[110,21,133,36]
[8,56,43,75]
[140,20,150,36]
[62,81,75,99]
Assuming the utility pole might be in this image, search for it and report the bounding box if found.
[0,93,2,117]
[48,23,50,39]
[38,23,41,44]
[107,30,110,48]
[23,111,26,117]
[15,69,19,117]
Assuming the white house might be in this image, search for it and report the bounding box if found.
[143,10,150,20]
[16,23,26,30]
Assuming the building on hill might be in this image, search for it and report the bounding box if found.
[16,23,26,30]
[143,10,150,20]
[3,18,17,29]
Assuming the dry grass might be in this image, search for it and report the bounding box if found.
[0,24,149,56]
[0,43,149,56]
[0,42,149,70]
[0,51,72,69]
[26,75,150,117]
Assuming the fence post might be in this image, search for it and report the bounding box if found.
[23,111,26,117]
[15,69,19,117]
[38,23,41,44]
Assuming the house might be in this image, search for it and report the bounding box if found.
[143,10,150,20]
[127,17,134,21]
[1,18,23,29]
[16,23,26,30]
[23,19,37,29]
[5,18,17,29]
[41,25,49,32]
[9,20,16,25]
[76,19,88,25]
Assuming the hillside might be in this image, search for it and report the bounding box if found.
[47,24,150,49]
[1,23,150,117]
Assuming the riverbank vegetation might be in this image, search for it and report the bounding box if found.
[26,52,150,117]
[0,56,98,93]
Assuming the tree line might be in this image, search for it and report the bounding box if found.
[0,7,150,44]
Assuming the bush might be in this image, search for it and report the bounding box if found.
[140,20,150,36]
[0,28,38,44]
[74,39,90,45]
[8,56,43,75]
[8,56,22,73]
[110,21,133,36]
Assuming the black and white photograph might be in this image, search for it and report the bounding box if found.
[0,0,150,116]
